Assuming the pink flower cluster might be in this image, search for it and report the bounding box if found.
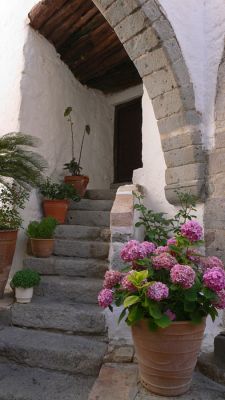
[165,309,176,321]
[121,271,137,292]
[120,240,155,262]
[154,246,169,255]
[152,253,177,270]
[98,288,113,308]
[103,270,122,289]
[167,238,177,246]
[203,267,225,292]
[147,282,169,301]
[180,220,203,242]
[186,249,201,264]
[213,290,225,309]
[170,264,196,289]
[200,256,224,272]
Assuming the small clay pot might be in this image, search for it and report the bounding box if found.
[64,175,89,198]
[43,199,69,224]
[31,238,54,258]
[0,230,18,298]
[132,319,206,396]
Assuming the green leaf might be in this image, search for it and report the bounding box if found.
[202,287,217,300]
[118,308,127,324]
[184,301,196,312]
[185,289,198,302]
[124,295,140,308]
[149,303,162,319]
[155,315,171,328]
[148,319,158,331]
[190,311,202,324]
[128,304,144,324]
[128,270,148,286]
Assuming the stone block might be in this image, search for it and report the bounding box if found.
[157,110,201,135]
[204,198,225,230]
[104,345,134,363]
[88,363,138,400]
[110,242,126,270]
[153,88,183,119]
[141,0,161,23]
[124,27,159,60]
[67,210,110,227]
[214,334,225,364]
[164,145,205,168]
[134,48,168,77]
[54,238,109,258]
[152,17,175,41]
[163,38,182,63]
[165,163,205,186]
[198,351,225,387]
[165,179,206,204]
[143,67,178,99]
[161,130,202,151]
[204,229,225,250]
[93,0,115,11]
[111,194,134,227]
[173,58,191,86]
[208,149,225,175]
[115,9,148,43]
[105,0,139,27]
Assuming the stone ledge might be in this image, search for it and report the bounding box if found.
[198,352,225,386]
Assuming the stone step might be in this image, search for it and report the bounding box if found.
[0,327,107,376]
[55,224,110,241]
[0,361,95,400]
[24,256,108,278]
[12,299,106,335]
[35,276,102,303]
[85,189,116,200]
[70,199,114,211]
[54,239,109,259]
[67,210,110,227]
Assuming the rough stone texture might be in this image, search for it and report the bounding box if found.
[24,255,108,278]
[135,371,225,400]
[0,327,107,376]
[198,352,225,386]
[35,276,102,303]
[165,163,206,186]
[114,9,148,44]
[214,334,225,364]
[104,345,134,363]
[161,131,202,152]
[55,224,110,241]
[54,239,109,259]
[134,48,168,78]
[0,362,95,400]
[67,210,110,227]
[143,69,178,99]
[157,110,201,135]
[12,299,106,335]
[105,0,139,28]
[85,189,116,200]
[70,199,113,211]
[123,27,159,61]
[164,145,205,168]
[88,363,139,400]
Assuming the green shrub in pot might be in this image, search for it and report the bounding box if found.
[26,217,58,258]
[11,269,41,304]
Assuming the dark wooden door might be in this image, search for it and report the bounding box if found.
[114,97,142,183]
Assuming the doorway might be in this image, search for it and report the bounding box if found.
[114,97,143,183]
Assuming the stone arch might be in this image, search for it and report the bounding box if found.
[29,0,205,204]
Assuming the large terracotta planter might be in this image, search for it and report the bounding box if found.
[64,175,89,197]
[132,319,206,396]
[31,238,54,258]
[0,230,18,298]
[43,199,69,224]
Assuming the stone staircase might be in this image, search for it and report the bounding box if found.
[0,189,116,400]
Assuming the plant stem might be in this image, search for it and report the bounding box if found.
[78,127,86,167]
[69,115,75,159]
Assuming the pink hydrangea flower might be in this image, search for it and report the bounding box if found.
[152,253,177,270]
[147,282,169,301]
[103,270,123,289]
[186,249,201,264]
[154,246,169,255]
[165,309,176,321]
[121,271,137,292]
[120,240,141,262]
[170,264,196,289]
[167,238,177,246]
[98,289,113,308]
[203,267,225,292]
[200,256,224,272]
[180,220,203,242]
[213,290,225,309]
[140,241,156,256]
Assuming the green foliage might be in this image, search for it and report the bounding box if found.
[39,178,80,201]
[63,106,91,176]
[0,184,29,230]
[0,132,47,192]
[134,191,197,245]
[11,269,40,288]
[26,217,58,239]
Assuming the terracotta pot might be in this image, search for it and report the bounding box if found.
[64,175,89,197]
[132,319,206,396]
[31,238,54,258]
[43,199,69,224]
[15,287,33,303]
[0,230,18,298]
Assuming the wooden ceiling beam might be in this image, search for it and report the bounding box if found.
[29,0,68,30]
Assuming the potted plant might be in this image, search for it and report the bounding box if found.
[63,106,90,197]
[40,178,80,224]
[11,269,40,303]
[98,197,225,396]
[26,216,58,258]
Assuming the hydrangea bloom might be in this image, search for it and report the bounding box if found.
[180,220,203,242]
[152,253,177,270]
[186,249,201,264]
[200,256,224,272]
[170,264,196,289]
[98,289,113,308]
[147,282,169,301]
[213,290,225,309]
[165,309,176,321]
[141,241,156,256]
[154,246,169,255]
[120,240,141,262]
[203,267,225,292]
[103,270,122,289]
[167,238,177,246]
[121,271,137,292]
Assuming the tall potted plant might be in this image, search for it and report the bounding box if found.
[26,216,58,258]
[98,197,225,396]
[40,178,79,224]
[63,106,90,197]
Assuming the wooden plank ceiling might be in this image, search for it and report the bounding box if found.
[29,0,142,93]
